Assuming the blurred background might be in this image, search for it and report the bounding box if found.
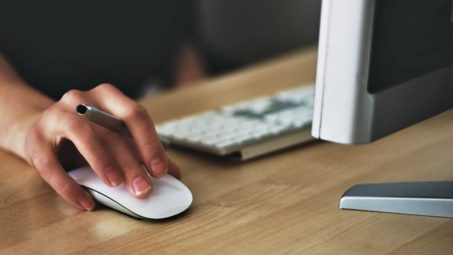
[0,0,321,99]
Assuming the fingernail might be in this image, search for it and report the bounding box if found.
[150,157,167,177]
[105,167,122,187]
[132,176,151,197]
[78,193,94,211]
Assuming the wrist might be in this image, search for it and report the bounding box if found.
[3,108,44,163]
[0,56,55,162]
[0,82,54,162]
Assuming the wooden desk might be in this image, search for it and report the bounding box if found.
[1,48,453,254]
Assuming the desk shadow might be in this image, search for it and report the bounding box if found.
[94,203,192,223]
[167,139,322,167]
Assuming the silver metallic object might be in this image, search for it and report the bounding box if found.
[340,182,453,218]
[76,104,170,147]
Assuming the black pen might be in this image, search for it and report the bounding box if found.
[76,104,170,147]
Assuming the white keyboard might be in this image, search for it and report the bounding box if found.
[157,85,315,160]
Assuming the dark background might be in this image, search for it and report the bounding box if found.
[0,0,321,99]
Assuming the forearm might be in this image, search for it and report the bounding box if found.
[0,55,54,160]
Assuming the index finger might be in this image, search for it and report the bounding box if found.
[90,84,168,177]
[27,131,94,211]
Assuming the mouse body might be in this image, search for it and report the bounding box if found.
[68,167,192,219]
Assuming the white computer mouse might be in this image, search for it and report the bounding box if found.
[68,166,192,219]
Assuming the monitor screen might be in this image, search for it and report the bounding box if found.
[368,0,453,93]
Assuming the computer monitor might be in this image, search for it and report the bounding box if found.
[312,0,453,217]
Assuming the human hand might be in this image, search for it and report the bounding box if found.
[25,84,180,211]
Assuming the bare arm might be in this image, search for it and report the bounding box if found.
[0,55,53,159]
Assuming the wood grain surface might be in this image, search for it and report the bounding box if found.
[1,48,453,255]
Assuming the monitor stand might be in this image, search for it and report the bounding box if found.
[339,181,453,218]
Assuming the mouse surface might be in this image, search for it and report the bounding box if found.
[68,166,192,219]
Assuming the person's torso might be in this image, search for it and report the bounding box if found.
[0,1,188,98]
